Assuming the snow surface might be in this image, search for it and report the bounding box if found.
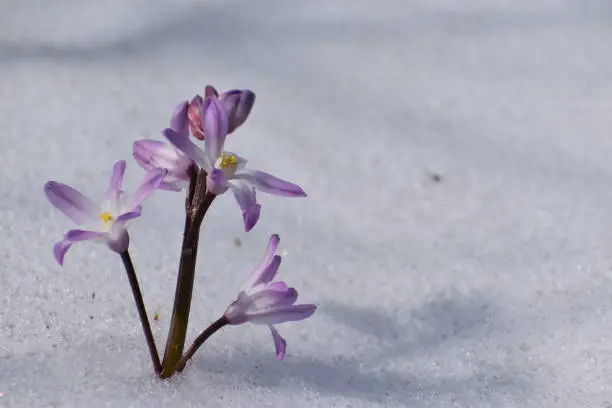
[2,0,612,407]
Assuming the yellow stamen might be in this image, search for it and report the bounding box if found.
[218,152,238,169]
[99,212,113,224]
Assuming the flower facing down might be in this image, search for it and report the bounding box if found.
[133,139,193,191]
[224,234,316,360]
[187,85,256,140]
[44,160,166,265]
[164,97,306,231]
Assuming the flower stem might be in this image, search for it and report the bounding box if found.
[160,169,215,378]
[175,316,228,373]
[119,251,162,374]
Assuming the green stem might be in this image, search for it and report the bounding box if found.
[120,251,162,374]
[160,169,214,378]
[175,316,228,373]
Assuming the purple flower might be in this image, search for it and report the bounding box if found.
[188,85,256,140]
[133,139,193,191]
[44,160,166,265]
[224,234,316,360]
[164,97,306,231]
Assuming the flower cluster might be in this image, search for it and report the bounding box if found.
[44,85,316,378]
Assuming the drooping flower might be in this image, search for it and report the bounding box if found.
[44,160,166,265]
[188,85,256,140]
[132,139,193,191]
[164,96,306,231]
[224,234,316,360]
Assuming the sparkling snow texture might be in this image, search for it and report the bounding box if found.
[2,1,612,407]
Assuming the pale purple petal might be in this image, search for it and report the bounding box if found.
[106,160,127,206]
[53,229,107,265]
[53,239,73,266]
[243,204,261,232]
[255,255,282,286]
[44,182,98,225]
[206,168,229,195]
[236,170,306,197]
[264,281,290,292]
[132,139,192,190]
[116,208,141,223]
[204,85,218,97]
[164,128,208,169]
[229,180,261,231]
[170,101,189,134]
[133,139,189,173]
[241,235,280,291]
[246,304,317,325]
[202,96,229,162]
[132,139,160,171]
[160,179,189,192]
[191,94,204,107]
[269,325,287,360]
[249,285,298,310]
[128,168,166,209]
[251,253,282,287]
[220,90,256,134]
[64,229,107,242]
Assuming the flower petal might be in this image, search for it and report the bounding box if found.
[220,90,256,134]
[204,85,219,97]
[128,168,166,209]
[53,239,73,266]
[132,139,159,171]
[132,139,192,190]
[263,281,290,292]
[269,325,287,360]
[202,96,229,162]
[229,180,261,231]
[246,304,317,325]
[170,101,189,134]
[65,229,107,242]
[256,255,282,286]
[206,168,229,195]
[249,285,298,310]
[116,208,141,224]
[164,128,209,169]
[44,181,98,225]
[53,229,107,265]
[237,170,306,197]
[241,234,280,291]
[159,179,189,192]
[188,95,204,140]
[106,160,127,208]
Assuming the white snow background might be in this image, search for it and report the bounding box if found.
[2,0,612,407]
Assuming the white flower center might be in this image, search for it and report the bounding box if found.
[98,211,115,231]
[215,152,239,177]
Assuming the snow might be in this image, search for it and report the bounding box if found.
[2,0,612,406]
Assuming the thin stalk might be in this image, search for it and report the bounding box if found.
[175,316,228,373]
[120,251,162,374]
[160,169,215,378]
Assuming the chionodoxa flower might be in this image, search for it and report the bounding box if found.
[164,97,306,231]
[44,160,166,264]
[224,234,316,359]
[187,85,255,140]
